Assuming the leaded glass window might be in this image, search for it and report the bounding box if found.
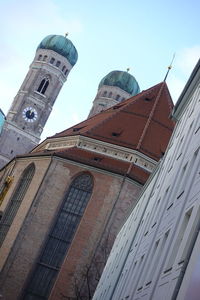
[23,173,93,300]
[0,163,35,247]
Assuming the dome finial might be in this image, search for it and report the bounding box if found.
[65,32,69,37]
[164,53,176,81]
[126,68,130,72]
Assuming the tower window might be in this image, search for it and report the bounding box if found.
[109,92,112,98]
[103,91,107,97]
[56,61,61,67]
[116,95,120,101]
[50,57,55,64]
[37,78,49,95]
[23,173,93,299]
[38,55,42,61]
[64,69,69,75]
[43,55,47,61]
[62,66,66,72]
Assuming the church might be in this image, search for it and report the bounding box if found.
[0,34,175,299]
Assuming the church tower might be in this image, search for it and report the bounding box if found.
[88,70,140,117]
[0,34,78,168]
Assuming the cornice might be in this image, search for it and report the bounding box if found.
[35,135,157,173]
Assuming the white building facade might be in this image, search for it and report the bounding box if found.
[93,59,200,300]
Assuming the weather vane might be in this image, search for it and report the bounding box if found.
[126,68,130,72]
[65,32,69,37]
[164,53,176,81]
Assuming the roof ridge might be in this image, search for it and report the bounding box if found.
[136,82,166,150]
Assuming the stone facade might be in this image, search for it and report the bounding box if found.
[0,46,75,169]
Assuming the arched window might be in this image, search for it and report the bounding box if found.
[23,173,93,299]
[37,78,49,95]
[64,69,68,75]
[43,55,47,61]
[56,60,61,67]
[103,91,107,97]
[116,94,120,101]
[37,55,42,61]
[50,57,55,64]
[0,163,35,247]
[109,92,112,98]
[62,66,66,72]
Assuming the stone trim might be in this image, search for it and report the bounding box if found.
[42,136,156,172]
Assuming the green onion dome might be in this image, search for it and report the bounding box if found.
[37,35,78,66]
[99,70,140,96]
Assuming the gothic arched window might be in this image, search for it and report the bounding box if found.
[0,163,35,247]
[37,78,49,95]
[23,173,93,299]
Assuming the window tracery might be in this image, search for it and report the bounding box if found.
[0,163,35,246]
[23,173,93,299]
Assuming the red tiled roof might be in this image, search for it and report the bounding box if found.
[50,82,175,161]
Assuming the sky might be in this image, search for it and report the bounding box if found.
[0,0,199,141]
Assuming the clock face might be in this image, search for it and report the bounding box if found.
[22,107,38,122]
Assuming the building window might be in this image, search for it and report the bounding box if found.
[50,57,55,64]
[37,55,42,61]
[43,55,47,61]
[37,78,49,95]
[0,163,35,246]
[116,94,120,101]
[109,92,112,98]
[103,91,107,97]
[64,69,68,75]
[56,60,61,67]
[23,173,93,299]
[165,209,192,272]
[62,66,66,72]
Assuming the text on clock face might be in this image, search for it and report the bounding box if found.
[22,107,38,122]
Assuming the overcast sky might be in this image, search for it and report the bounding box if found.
[0,0,199,140]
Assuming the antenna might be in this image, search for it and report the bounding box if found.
[164,53,176,82]
[126,68,130,72]
[65,32,69,37]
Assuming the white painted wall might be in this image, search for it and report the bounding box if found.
[93,60,200,300]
